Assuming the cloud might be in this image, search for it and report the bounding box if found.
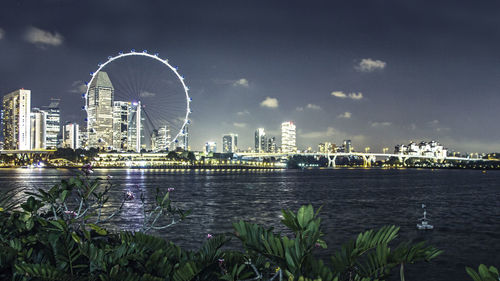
[0,28,4,40]
[233,78,249,87]
[237,110,250,116]
[356,58,386,72]
[301,127,339,138]
[140,91,156,98]
[24,27,63,47]
[260,97,279,108]
[338,112,352,119]
[370,121,392,127]
[296,104,321,111]
[330,91,363,100]
[233,122,247,128]
[428,120,450,133]
[306,103,321,110]
[69,81,87,94]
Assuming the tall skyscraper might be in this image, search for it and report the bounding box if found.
[2,89,31,150]
[30,108,47,149]
[254,128,266,153]
[178,123,189,151]
[42,99,60,149]
[281,121,296,153]
[63,122,80,149]
[222,133,238,153]
[87,71,114,149]
[112,101,141,152]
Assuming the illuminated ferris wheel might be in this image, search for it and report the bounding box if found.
[83,50,191,151]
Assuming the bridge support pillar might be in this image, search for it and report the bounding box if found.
[328,155,337,168]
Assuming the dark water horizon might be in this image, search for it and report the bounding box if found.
[0,168,498,281]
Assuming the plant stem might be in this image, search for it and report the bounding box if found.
[400,263,405,281]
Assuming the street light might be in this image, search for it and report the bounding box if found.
[365,147,370,153]
[383,147,388,154]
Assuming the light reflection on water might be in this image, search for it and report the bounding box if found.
[0,168,499,281]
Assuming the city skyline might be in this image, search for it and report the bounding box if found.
[0,1,499,152]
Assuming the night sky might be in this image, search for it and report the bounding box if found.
[0,0,499,153]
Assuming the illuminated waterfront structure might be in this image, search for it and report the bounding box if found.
[87,71,114,149]
[63,122,80,149]
[30,108,47,149]
[222,133,238,153]
[318,142,336,153]
[205,141,216,154]
[2,89,31,150]
[177,123,189,150]
[112,101,141,152]
[254,128,266,153]
[42,99,60,149]
[281,121,296,153]
[395,141,447,158]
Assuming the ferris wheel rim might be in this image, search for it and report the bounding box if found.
[84,50,191,148]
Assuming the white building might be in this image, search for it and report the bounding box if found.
[63,123,80,149]
[2,89,31,150]
[395,141,447,158]
[42,99,60,149]
[281,121,296,153]
[87,71,114,150]
[222,133,238,153]
[112,101,141,152]
[30,108,47,149]
[254,128,266,153]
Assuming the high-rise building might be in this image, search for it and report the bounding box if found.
[267,137,278,153]
[151,125,170,152]
[112,101,141,152]
[205,141,216,154]
[63,122,80,149]
[2,89,31,150]
[87,71,114,149]
[343,140,352,153]
[222,133,238,153]
[281,121,296,153]
[318,142,336,153]
[42,99,60,149]
[254,128,266,153]
[30,108,47,149]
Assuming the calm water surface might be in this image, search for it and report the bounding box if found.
[0,168,498,281]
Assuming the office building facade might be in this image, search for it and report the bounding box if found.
[2,89,31,150]
[87,71,114,149]
[281,121,296,153]
[222,133,238,153]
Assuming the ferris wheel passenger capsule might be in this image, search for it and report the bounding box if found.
[108,56,113,59]
[90,72,94,76]
[154,53,159,57]
[143,49,148,53]
[118,51,123,55]
[81,94,86,98]
[84,82,88,86]
[189,97,193,102]
[131,49,136,52]
[81,106,86,110]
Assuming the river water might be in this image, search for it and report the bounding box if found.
[0,168,498,281]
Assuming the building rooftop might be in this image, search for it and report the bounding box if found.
[89,71,114,89]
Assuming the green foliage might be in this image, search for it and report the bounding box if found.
[0,172,456,281]
[466,265,499,281]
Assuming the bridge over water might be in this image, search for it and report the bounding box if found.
[234,152,487,167]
